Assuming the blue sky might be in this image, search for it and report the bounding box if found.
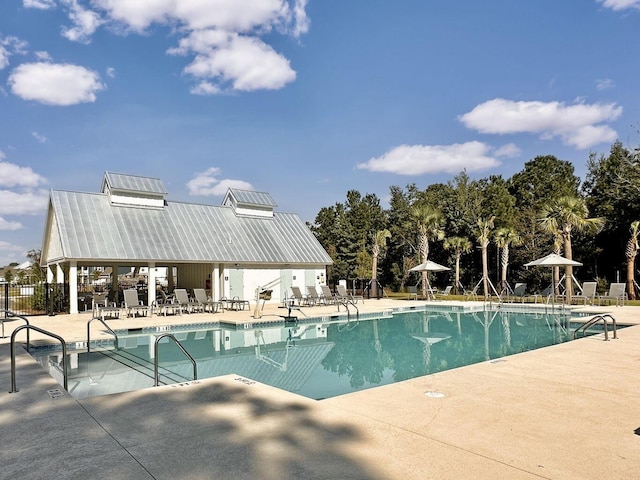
[0,0,639,266]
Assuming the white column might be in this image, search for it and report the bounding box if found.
[212,264,220,300]
[69,261,78,314]
[218,265,225,299]
[56,263,64,283]
[147,262,156,308]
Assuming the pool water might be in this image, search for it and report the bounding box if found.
[32,309,594,400]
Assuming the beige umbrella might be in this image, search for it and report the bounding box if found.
[524,253,582,306]
[410,261,450,299]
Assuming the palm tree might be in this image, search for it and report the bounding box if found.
[444,236,472,294]
[494,227,522,295]
[625,221,640,300]
[540,196,604,303]
[476,216,495,299]
[411,204,445,298]
[371,229,391,297]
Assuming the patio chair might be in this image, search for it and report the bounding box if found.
[290,286,313,306]
[510,283,527,302]
[174,288,204,313]
[320,285,338,304]
[193,288,222,313]
[336,284,364,304]
[123,288,151,317]
[598,283,626,306]
[407,285,419,300]
[571,281,597,305]
[435,285,453,299]
[153,289,182,316]
[306,286,325,305]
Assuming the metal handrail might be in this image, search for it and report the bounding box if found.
[87,316,119,352]
[573,314,617,341]
[10,324,67,392]
[1,310,30,344]
[154,333,197,387]
[337,299,359,320]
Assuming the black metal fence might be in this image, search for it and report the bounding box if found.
[0,283,69,316]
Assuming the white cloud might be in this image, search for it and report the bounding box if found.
[179,32,296,92]
[187,167,253,196]
[60,0,103,43]
[596,78,615,90]
[459,98,622,149]
[53,0,308,93]
[0,189,49,215]
[597,0,640,11]
[35,51,52,61]
[23,0,56,9]
[32,131,48,143]
[0,218,23,231]
[357,141,500,176]
[8,62,105,106]
[0,161,47,187]
[0,35,29,70]
[190,81,221,96]
[494,143,521,158]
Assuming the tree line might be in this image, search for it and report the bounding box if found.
[310,141,640,300]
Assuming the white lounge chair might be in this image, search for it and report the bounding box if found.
[336,284,363,304]
[123,288,151,317]
[193,288,222,313]
[290,286,312,306]
[598,283,626,306]
[320,285,338,304]
[306,286,325,305]
[174,288,204,313]
[572,282,597,305]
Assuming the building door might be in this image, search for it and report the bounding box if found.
[229,268,244,299]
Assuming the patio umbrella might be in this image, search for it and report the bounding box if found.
[409,260,451,272]
[524,253,582,306]
[410,261,450,299]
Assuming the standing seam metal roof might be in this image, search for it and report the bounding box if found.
[47,190,332,265]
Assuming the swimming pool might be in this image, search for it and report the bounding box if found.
[32,309,597,400]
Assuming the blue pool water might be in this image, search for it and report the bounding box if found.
[32,309,596,400]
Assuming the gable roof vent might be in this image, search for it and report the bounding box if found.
[222,188,276,218]
[101,172,167,208]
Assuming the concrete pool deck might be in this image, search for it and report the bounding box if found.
[1,299,639,479]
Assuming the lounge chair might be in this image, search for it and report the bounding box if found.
[123,288,151,317]
[407,285,419,300]
[229,295,250,311]
[193,288,222,313]
[154,290,182,316]
[174,288,204,313]
[320,285,338,304]
[571,282,597,305]
[436,285,453,299]
[306,286,325,305]
[336,284,364,304]
[598,283,626,306]
[290,286,312,306]
[510,283,527,302]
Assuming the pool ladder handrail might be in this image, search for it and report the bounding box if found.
[337,299,359,320]
[154,333,198,387]
[87,316,119,352]
[573,314,617,341]
[10,324,67,393]
[1,309,30,340]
